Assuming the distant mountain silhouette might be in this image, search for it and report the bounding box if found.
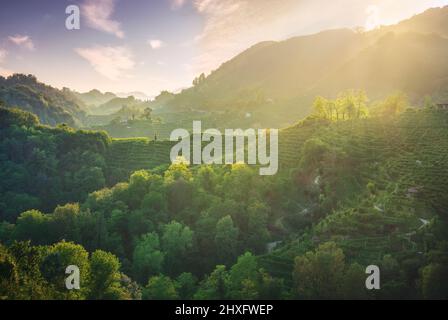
[115,91,151,101]
[162,6,448,125]
[71,89,117,108]
[91,96,152,116]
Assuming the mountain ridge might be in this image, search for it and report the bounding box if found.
[156,6,448,127]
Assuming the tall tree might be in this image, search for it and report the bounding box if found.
[88,250,127,300]
[215,215,239,266]
[161,221,194,275]
[143,275,178,300]
[293,242,345,299]
[132,233,165,283]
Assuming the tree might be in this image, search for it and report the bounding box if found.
[161,221,194,275]
[215,215,239,265]
[52,203,80,242]
[354,90,369,119]
[89,250,126,300]
[228,252,259,299]
[372,92,408,118]
[194,265,229,300]
[312,90,368,121]
[312,96,331,119]
[247,201,270,254]
[6,241,56,299]
[0,106,40,128]
[40,241,90,299]
[196,165,217,193]
[167,179,193,217]
[195,213,218,274]
[14,210,54,245]
[0,222,14,244]
[127,170,153,209]
[142,275,178,300]
[142,107,152,121]
[132,233,165,283]
[193,73,206,87]
[293,242,345,299]
[342,263,369,300]
[175,272,197,299]
[421,263,448,299]
[165,163,194,217]
[257,269,286,300]
[0,244,19,299]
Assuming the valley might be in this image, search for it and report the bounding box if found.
[1,4,448,301]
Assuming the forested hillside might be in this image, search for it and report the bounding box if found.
[0,74,87,127]
[1,96,447,299]
[89,96,152,116]
[0,106,110,222]
[157,7,448,129]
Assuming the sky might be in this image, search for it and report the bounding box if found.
[0,0,448,97]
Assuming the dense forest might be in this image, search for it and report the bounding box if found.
[1,90,447,299]
[0,106,110,221]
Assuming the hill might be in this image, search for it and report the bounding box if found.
[312,32,448,100]
[0,107,111,221]
[2,105,448,299]
[160,6,448,127]
[0,74,86,127]
[382,6,448,37]
[90,96,152,116]
[71,89,117,108]
[116,91,151,101]
[103,107,448,217]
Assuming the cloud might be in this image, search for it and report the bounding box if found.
[8,35,35,50]
[170,0,187,9]
[82,0,124,38]
[0,49,7,63]
[75,46,135,80]
[0,49,13,77]
[190,0,299,73]
[148,39,166,50]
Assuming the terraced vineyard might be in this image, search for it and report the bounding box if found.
[105,110,448,209]
[279,115,406,170]
[263,109,448,273]
[280,110,448,189]
[106,138,175,183]
[385,110,448,213]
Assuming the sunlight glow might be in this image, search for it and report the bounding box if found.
[365,5,381,31]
